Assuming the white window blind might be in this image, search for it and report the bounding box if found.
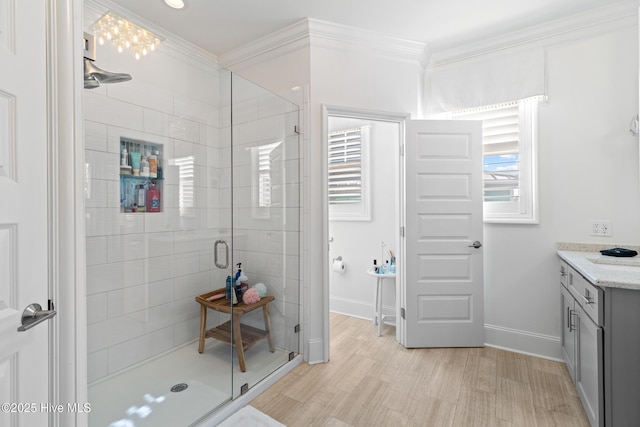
[452,101,520,203]
[450,96,542,224]
[251,141,281,219]
[328,128,362,205]
[258,144,274,207]
[328,125,371,221]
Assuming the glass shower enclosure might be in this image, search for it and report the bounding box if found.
[83,4,300,424]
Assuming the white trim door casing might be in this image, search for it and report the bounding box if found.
[403,120,484,348]
[51,0,89,426]
[322,106,409,361]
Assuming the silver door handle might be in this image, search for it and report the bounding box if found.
[214,239,229,269]
[468,241,483,249]
[17,303,57,332]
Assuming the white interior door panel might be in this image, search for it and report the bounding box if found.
[0,1,51,425]
[403,120,484,348]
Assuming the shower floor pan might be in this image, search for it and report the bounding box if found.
[88,339,290,427]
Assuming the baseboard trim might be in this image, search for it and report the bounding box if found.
[306,338,326,364]
[484,323,562,361]
[330,296,371,320]
[330,296,394,322]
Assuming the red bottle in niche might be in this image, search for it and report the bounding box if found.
[146,182,161,212]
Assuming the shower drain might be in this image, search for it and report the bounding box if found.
[170,383,188,393]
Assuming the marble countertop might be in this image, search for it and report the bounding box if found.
[557,243,640,290]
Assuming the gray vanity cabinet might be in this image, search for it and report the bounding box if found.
[575,302,603,427]
[559,261,603,427]
[560,282,576,382]
[604,287,640,427]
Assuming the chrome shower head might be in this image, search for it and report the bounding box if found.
[84,57,132,85]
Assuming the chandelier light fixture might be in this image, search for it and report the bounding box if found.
[92,12,161,60]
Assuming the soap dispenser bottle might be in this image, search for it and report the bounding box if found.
[238,270,249,297]
[233,263,243,303]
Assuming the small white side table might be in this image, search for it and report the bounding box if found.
[367,269,396,336]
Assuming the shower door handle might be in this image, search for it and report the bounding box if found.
[214,240,229,269]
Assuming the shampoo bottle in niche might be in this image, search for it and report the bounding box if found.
[137,184,146,210]
[130,151,141,176]
[149,150,158,178]
[120,147,132,174]
[146,182,161,212]
[140,156,150,177]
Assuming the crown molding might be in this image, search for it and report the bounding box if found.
[218,19,311,68]
[219,18,430,69]
[430,0,639,67]
[306,19,430,67]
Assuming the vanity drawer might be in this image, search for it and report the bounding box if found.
[560,261,569,287]
[569,269,603,325]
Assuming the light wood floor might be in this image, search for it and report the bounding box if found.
[251,313,590,427]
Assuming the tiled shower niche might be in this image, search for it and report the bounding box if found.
[119,137,163,213]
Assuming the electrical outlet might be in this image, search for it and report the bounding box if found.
[591,220,612,237]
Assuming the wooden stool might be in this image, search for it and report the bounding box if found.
[195,288,275,372]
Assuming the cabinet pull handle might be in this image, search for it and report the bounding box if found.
[581,293,592,305]
[569,309,577,332]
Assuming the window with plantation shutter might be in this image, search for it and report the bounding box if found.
[251,141,281,218]
[450,96,543,224]
[328,126,371,220]
[258,143,275,208]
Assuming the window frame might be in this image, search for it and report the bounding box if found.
[451,96,542,224]
[328,125,371,221]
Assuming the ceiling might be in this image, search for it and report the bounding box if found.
[106,0,627,57]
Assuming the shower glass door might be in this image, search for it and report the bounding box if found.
[83,3,300,424]
[228,72,301,398]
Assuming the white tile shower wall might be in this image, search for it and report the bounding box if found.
[83,37,228,381]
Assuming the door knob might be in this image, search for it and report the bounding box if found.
[17,303,57,332]
[468,241,483,249]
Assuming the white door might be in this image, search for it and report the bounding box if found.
[403,120,484,347]
[0,1,52,425]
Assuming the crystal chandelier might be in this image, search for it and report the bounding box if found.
[92,12,161,60]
